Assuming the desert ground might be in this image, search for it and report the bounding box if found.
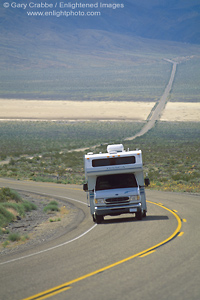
[0,99,199,122]
[0,99,154,121]
[160,102,200,122]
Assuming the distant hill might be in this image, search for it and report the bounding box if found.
[118,0,200,44]
[0,0,200,99]
[2,0,200,41]
[1,0,200,68]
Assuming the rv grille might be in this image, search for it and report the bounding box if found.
[105,197,129,204]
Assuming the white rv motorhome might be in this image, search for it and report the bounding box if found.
[83,144,150,223]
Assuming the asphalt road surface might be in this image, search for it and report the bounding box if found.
[125,60,177,141]
[0,178,199,300]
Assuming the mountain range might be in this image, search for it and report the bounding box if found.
[0,0,200,99]
[1,0,200,59]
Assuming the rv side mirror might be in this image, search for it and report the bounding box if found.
[83,183,88,192]
[145,177,150,187]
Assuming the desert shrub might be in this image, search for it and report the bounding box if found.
[0,121,143,157]
[2,202,25,217]
[43,201,60,213]
[49,201,58,206]
[123,122,200,193]
[0,187,22,203]
[8,232,21,242]
[2,241,10,248]
[0,188,37,228]
[21,235,29,241]
[0,205,15,227]
[0,228,10,235]
[0,121,199,193]
[22,201,37,212]
[43,204,60,213]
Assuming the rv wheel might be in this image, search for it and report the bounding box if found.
[93,214,104,224]
[92,214,96,222]
[136,211,143,220]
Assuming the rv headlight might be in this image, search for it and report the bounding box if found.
[129,195,140,201]
[95,198,104,204]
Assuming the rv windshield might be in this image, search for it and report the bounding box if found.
[92,156,135,167]
[96,173,138,191]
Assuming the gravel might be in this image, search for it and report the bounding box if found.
[0,191,82,256]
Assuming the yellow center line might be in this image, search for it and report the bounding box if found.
[178,232,184,237]
[140,250,156,258]
[32,286,71,300]
[22,200,182,300]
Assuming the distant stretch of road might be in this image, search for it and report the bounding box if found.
[0,178,200,300]
[125,60,177,140]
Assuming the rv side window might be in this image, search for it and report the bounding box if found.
[92,156,135,167]
[96,173,138,191]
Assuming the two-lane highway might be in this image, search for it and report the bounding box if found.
[0,178,199,300]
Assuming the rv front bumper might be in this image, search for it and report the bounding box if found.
[94,202,142,216]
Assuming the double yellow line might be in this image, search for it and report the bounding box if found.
[23,200,183,300]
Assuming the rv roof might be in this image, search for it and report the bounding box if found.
[107,144,124,153]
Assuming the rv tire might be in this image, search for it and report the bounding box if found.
[92,214,95,222]
[136,210,143,220]
[93,214,104,224]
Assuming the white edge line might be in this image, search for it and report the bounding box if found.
[39,193,88,206]
[0,224,97,265]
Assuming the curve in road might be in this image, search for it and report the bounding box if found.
[1,179,199,300]
[20,200,182,300]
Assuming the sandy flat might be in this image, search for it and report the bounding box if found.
[160,102,200,122]
[0,99,154,121]
[0,99,199,122]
